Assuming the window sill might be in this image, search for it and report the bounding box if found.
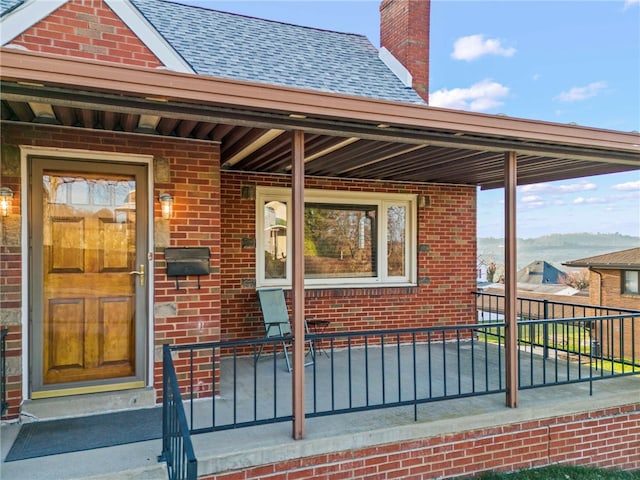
[274,284,420,298]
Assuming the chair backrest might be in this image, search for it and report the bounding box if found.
[258,288,292,337]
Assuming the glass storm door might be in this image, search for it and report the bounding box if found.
[30,158,148,396]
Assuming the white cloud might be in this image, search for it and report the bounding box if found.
[624,0,639,10]
[429,79,509,112]
[520,195,548,209]
[520,183,551,193]
[520,181,597,194]
[612,180,640,191]
[557,182,597,193]
[554,81,607,102]
[614,190,640,200]
[573,196,607,205]
[451,34,516,61]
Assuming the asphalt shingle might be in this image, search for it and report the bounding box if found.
[0,0,24,17]
[1,0,425,104]
[565,248,640,268]
[130,0,425,104]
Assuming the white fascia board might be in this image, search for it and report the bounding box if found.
[379,46,412,88]
[1,0,67,46]
[104,0,194,74]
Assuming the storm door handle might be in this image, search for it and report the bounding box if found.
[128,264,145,286]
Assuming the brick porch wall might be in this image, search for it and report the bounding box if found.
[220,172,477,343]
[202,402,640,479]
[0,123,221,417]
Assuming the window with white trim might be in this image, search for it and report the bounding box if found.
[622,270,639,295]
[256,187,416,288]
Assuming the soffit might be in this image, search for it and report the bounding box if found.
[1,49,639,190]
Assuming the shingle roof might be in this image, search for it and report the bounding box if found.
[1,0,424,103]
[517,260,565,285]
[0,0,23,16]
[129,0,425,104]
[564,247,640,269]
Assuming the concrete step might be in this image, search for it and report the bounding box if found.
[20,387,157,421]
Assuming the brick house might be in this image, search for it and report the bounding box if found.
[565,248,640,361]
[1,1,639,475]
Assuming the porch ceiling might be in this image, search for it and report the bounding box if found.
[1,49,639,189]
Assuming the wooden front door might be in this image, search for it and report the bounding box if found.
[30,158,148,396]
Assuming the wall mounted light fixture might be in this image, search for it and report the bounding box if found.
[159,193,173,219]
[0,187,14,217]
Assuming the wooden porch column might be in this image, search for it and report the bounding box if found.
[291,129,306,439]
[504,151,519,408]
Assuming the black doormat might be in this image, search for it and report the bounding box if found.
[5,407,162,462]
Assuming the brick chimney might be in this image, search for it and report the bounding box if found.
[380,0,430,103]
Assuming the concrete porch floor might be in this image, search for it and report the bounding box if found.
[1,343,639,480]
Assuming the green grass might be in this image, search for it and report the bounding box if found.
[478,323,640,373]
[590,358,639,375]
[477,323,591,354]
[473,465,640,479]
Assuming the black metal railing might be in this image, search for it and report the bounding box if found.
[474,291,636,321]
[474,291,639,364]
[159,344,197,480]
[1,328,8,416]
[172,327,505,434]
[510,315,640,393]
[162,306,639,437]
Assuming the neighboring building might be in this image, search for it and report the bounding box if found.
[565,247,640,363]
[0,0,638,469]
[564,247,640,310]
[515,260,579,296]
[517,260,564,285]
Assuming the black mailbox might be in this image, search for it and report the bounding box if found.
[165,247,210,289]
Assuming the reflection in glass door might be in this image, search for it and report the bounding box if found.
[30,158,148,394]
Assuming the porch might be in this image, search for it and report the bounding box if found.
[2,294,639,479]
[2,45,639,437]
[1,377,638,480]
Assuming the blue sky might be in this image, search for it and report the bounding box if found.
[182,0,640,239]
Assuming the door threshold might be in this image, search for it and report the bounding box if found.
[21,387,157,422]
[31,381,146,399]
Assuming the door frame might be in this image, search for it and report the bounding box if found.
[21,146,155,399]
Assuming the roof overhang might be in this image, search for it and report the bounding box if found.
[564,262,639,269]
[2,48,639,189]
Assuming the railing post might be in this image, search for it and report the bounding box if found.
[160,344,170,463]
[158,343,198,480]
[543,299,549,320]
[543,300,549,359]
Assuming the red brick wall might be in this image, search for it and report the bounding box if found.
[201,402,640,479]
[380,0,431,102]
[587,269,640,362]
[0,158,21,418]
[220,172,477,344]
[1,125,476,416]
[590,269,640,311]
[6,0,163,68]
[0,123,221,415]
